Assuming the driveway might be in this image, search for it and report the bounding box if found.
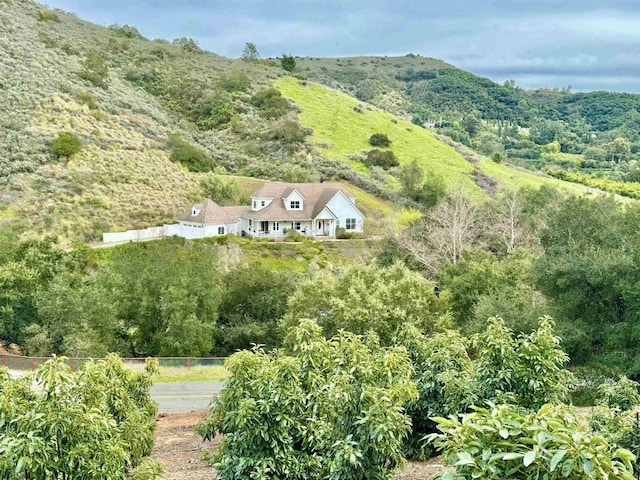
[150,382,223,413]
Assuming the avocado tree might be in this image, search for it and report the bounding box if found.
[197,320,418,480]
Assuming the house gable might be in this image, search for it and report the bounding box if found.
[283,189,305,211]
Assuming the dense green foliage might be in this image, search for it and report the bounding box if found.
[280,54,296,72]
[0,355,160,479]
[395,317,572,459]
[168,134,215,172]
[283,263,445,345]
[430,403,635,480]
[369,133,391,147]
[365,149,399,169]
[51,131,82,158]
[197,320,417,480]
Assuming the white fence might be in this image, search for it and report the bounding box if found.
[102,224,180,244]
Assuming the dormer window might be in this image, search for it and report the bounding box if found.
[192,207,200,216]
[253,200,256,209]
[290,200,300,209]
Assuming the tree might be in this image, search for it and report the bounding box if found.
[396,188,482,275]
[461,113,481,137]
[213,265,297,355]
[0,356,161,479]
[280,54,296,72]
[199,173,240,206]
[197,320,417,480]
[241,42,260,61]
[52,132,82,158]
[607,137,631,164]
[282,263,445,345]
[398,159,424,199]
[101,239,222,356]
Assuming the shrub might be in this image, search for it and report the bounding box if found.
[281,54,296,72]
[217,70,251,93]
[335,227,361,239]
[196,320,417,480]
[0,355,160,479]
[52,132,82,158]
[200,173,240,205]
[167,134,214,172]
[269,117,311,144]
[369,133,391,147]
[250,88,292,118]
[283,228,305,242]
[196,95,235,129]
[596,377,640,411]
[429,403,635,480]
[365,149,399,169]
[79,51,109,88]
[36,10,60,22]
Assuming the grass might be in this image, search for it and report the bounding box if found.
[276,77,484,199]
[154,365,229,383]
[276,77,616,201]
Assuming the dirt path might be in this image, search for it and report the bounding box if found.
[153,411,445,480]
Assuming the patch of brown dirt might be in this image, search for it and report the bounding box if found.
[153,410,217,480]
[153,411,446,480]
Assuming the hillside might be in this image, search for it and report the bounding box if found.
[275,77,597,198]
[295,55,640,196]
[0,0,620,245]
[0,0,405,242]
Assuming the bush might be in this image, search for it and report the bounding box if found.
[365,149,399,169]
[251,88,292,118]
[369,133,391,147]
[0,355,160,479]
[281,54,296,72]
[200,173,240,205]
[335,227,361,239]
[283,228,305,242]
[269,117,311,145]
[430,403,635,480]
[217,70,251,93]
[196,95,235,129]
[167,135,215,172]
[79,51,110,89]
[52,132,82,158]
[36,10,60,22]
[597,377,640,411]
[196,320,417,480]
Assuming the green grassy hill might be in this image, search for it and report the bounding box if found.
[276,77,596,199]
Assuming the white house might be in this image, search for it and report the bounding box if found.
[102,182,364,244]
[176,198,240,239]
[237,182,364,238]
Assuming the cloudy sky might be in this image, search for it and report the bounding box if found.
[44,0,640,93]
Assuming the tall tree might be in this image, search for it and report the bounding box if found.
[241,42,260,61]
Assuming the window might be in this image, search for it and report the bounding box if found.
[249,219,252,230]
[261,200,266,207]
[346,218,357,230]
[274,222,279,231]
[218,226,225,235]
[295,222,301,230]
[260,221,269,232]
[253,200,256,209]
[290,200,300,209]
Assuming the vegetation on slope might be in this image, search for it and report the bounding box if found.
[275,77,596,199]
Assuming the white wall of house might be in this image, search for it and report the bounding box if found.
[327,192,364,233]
[251,198,274,211]
[284,191,305,211]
